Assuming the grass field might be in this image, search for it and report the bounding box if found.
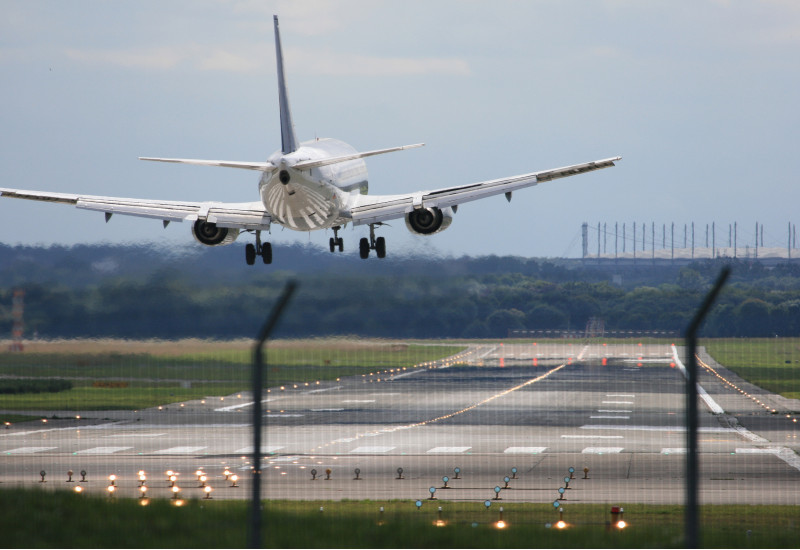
[0,339,466,415]
[703,338,800,399]
[2,488,797,548]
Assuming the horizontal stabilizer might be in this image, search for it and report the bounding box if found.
[292,143,424,171]
[139,157,275,172]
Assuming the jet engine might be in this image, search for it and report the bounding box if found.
[404,206,454,235]
[191,219,240,246]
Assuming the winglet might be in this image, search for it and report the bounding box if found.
[274,15,298,154]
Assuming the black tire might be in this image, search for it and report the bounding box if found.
[359,237,370,259]
[261,242,273,264]
[337,237,344,252]
[245,243,256,265]
[329,237,336,253]
[375,236,386,259]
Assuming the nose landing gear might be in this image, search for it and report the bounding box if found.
[329,226,344,253]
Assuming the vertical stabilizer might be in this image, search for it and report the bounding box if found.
[274,15,298,154]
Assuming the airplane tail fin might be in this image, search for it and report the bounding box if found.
[274,15,298,155]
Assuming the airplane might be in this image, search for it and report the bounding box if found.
[0,16,620,265]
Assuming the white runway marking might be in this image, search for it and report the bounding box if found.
[662,448,687,454]
[582,447,624,454]
[582,424,736,433]
[598,410,632,413]
[104,433,165,438]
[350,446,395,453]
[504,447,547,454]
[234,446,284,454]
[3,447,56,454]
[267,414,304,418]
[427,446,471,453]
[606,394,635,397]
[735,448,775,454]
[311,408,344,412]
[590,415,630,419]
[75,447,132,455]
[602,401,634,405]
[343,400,376,403]
[562,435,623,439]
[153,446,206,455]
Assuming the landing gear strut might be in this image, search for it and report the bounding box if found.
[246,230,272,265]
[329,226,344,253]
[359,223,386,259]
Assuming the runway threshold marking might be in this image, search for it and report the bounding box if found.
[3,447,57,454]
[153,446,206,454]
[504,447,547,454]
[662,448,687,454]
[234,446,284,454]
[350,446,395,453]
[75,447,132,455]
[582,447,624,454]
[427,447,471,453]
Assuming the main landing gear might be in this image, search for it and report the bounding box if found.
[359,223,386,260]
[329,226,344,253]
[245,230,272,265]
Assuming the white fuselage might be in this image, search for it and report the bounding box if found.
[259,138,367,231]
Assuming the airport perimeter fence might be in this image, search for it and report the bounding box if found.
[1,276,800,548]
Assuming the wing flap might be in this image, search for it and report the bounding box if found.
[1,187,272,230]
[349,156,620,226]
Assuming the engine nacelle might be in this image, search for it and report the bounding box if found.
[404,206,454,235]
[191,219,240,246]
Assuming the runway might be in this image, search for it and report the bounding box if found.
[2,342,799,505]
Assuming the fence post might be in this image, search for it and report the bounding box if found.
[684,267,729,548]
[249,281,297,549]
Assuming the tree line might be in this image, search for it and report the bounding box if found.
[1,244,799,339]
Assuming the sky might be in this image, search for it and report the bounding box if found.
[1,0,799,259]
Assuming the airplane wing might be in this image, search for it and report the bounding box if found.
[348,156,621,226]
[0,188,272,230]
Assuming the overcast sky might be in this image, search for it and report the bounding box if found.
[1,1,799,258]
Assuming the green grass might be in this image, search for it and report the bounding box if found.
[703,338,800,398]
[0,341,466,412]
[2,488,797,548]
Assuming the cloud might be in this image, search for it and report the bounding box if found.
[287,48,471,77]
[62,42,470,77]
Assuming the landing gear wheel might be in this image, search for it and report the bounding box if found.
[245,243,256,265]
[359,237,370,259]
[375,236,386,259]
[261,242,273,264]
[337,237,344,252]
[329,237,336,253]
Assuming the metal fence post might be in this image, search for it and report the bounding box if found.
[249,281,297,549]
[684,267,729,548]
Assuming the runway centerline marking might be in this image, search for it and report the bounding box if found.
[606,394,635,397]
[307,362,569,454]
[590,415,630,419]
[598,409,632,413]
[602,401,634,405]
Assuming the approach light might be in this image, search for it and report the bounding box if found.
[74,485,83,494]
[107,484,116,494]
[617,520,627,529]
[556,520,567,529]
[494,520,507,529]
[204,485,213,499]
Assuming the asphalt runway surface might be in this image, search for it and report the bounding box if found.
[2,342,799,505]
